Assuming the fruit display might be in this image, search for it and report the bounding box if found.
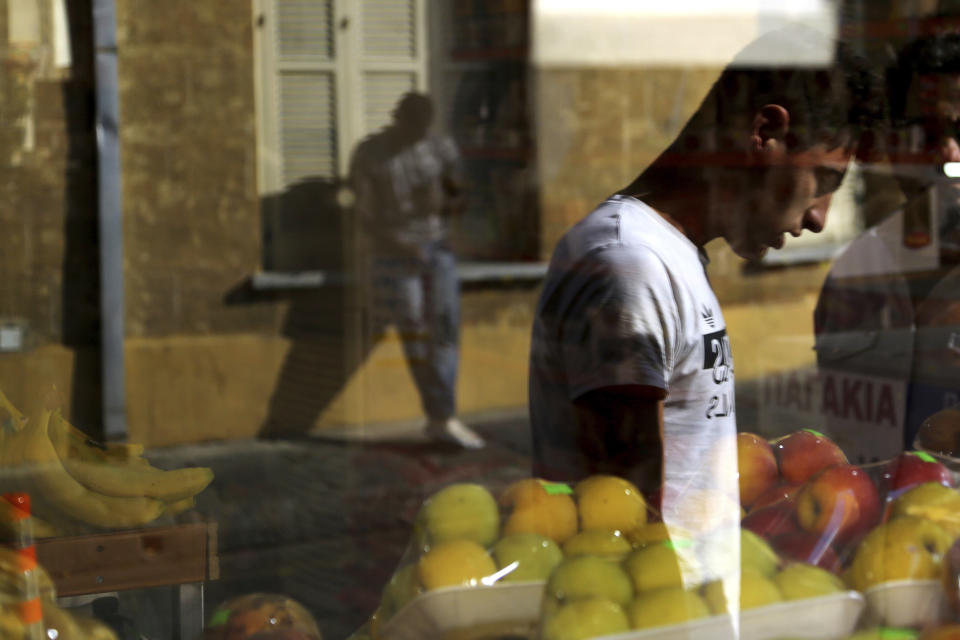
[538,529,857,640]
[373,476,649,639]
[739,427,960,631]
[369,424,960,640]
[370,471,859,640]
[741,429,887,568]
[0,387,213,531]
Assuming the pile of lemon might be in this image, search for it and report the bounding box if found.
[371,475,853,640]
[374,475,651,623]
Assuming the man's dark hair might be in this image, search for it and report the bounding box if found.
[393,92,434,125]
[887,32,960,123]
[679,27,881,155]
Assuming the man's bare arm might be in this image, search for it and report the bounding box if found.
[572,385,666,492]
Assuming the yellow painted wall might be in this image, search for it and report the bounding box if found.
[0,270,829,447]
[0,346,85,420]
[0,288,537,447]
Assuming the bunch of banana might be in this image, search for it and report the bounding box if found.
[0,599,120,640]
[0,546,57,602]
[0,389,213,530]
[0,546,119,640]
[0,490,59,541]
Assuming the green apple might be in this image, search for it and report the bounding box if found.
[542,598,630,640]
[420,483,500,547]
[493,532,563,582]
[624,541,700,593]
[850,516,954,591]
[774,563,845,600]
[741,528,780,578]
[627,587,711,629]
[547,556,633,606]
[562,529,632,560]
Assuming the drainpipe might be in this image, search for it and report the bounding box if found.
[92,0,126,440]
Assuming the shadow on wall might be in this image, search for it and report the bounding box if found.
[225,176,382,438]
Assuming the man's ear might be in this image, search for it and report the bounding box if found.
[751,104,790,150]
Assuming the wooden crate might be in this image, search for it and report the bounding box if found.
[35,522,218,596]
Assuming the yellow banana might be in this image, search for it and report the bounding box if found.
[164,496,196,516]
[0,498,60,541]
[42,601,83,640]
[48,410,145,465]
[57,458,212,502]
[0,388,28,433]
[0,605,26,640]
[0,547,57,603]
[47,411,213,502]
[10,410,164,529]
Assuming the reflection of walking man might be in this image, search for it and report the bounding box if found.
[350,92,484,448]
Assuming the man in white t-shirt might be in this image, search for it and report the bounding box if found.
[529,29,878,518]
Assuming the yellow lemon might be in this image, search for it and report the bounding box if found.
[625,522,672,548]
[502,485,578,544]
[774,563,845,601]
[741,529,780,578]
[500,478,551,507]
[740,569,783,609]
[493,533,564,582]
[704,569,782,612]
[624,541,700,593]
[575,475,647,534]
[849,516,954,591]
[627,587,711,629]
[542,598,630,640]
[417,540,497,590]
[547,556,634,606]
[890,483,960,538]
[379,564,421,619]
[562,529,632,560]
[420,483,500,547]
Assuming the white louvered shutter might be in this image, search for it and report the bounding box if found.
[276,0,339,186]
[258,0,342,192]
[356,0,427,139]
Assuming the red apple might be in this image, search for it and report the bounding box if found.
[881,451,953,494]
[737,432,779,508]
[770,530,842,573]
[750,482,803,510]
[796,464,881,544]
[772,429,848,485]
[741,502,799,540]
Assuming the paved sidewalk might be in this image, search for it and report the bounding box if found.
[144,413,534,640]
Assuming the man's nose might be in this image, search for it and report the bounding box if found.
[795,194,832,236]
